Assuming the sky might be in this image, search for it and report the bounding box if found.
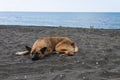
[0,0,120,12]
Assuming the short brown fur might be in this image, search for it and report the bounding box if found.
[16,37,78,60]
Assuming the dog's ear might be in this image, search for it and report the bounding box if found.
[40,47,47,54]
[71,43,75,46]
[25,46,31,51]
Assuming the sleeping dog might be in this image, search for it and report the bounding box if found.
[16,37,78,60]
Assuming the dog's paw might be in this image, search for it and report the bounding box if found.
[15,51,28,55]
[59,54,67,57]
[15,52,24,55]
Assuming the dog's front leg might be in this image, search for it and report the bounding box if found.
[15,51,29,55]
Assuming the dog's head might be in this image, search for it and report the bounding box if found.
[25,46,47,61]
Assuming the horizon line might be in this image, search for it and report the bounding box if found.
[0,11,120,13]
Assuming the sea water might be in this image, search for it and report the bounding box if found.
[0,12,120,29]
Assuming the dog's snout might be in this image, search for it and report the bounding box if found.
[32,53,39,61]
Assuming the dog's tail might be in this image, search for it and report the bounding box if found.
[74,46,78,53]
[15,51,29,55]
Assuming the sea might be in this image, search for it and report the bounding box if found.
[0,12,120,29]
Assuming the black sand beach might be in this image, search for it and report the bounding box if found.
[0,25,120,80]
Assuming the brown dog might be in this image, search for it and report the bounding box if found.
[16,37,78,60]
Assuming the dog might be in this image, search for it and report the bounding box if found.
[16,37,78,60]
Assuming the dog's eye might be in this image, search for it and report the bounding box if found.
[40,47,47,54]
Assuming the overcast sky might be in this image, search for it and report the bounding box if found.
[0,0,120,12]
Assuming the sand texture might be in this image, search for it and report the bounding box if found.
[0,25,120,80]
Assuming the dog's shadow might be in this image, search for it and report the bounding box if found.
[28,52,71,61]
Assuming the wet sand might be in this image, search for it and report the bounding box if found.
[0,25,120,80]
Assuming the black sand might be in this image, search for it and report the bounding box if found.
[0,25,120,80]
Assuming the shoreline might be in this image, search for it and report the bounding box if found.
[0,25,120,30]
[0,25,120,80]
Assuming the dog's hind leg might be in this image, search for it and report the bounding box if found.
[15,51,29,55]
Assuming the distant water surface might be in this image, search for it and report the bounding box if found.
[0,12,120,29]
